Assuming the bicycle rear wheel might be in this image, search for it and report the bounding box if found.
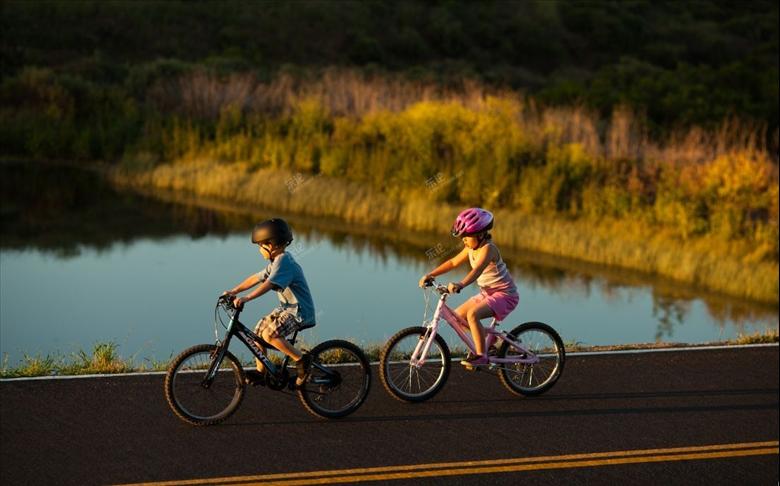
[379,326,451,403]
[297,340,371,419]
[498,322,565,396]
[164,344,246,426]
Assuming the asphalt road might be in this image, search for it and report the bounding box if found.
[1,346,777,485]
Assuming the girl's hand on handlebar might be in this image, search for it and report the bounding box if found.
[418,275,433,288]
[447,282,463,294]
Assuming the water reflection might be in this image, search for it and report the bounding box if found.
[1,162,777,348]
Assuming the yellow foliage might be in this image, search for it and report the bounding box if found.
[704,151,774,199]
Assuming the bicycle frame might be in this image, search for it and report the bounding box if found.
[410,285,539,368]
[203,305,283,386]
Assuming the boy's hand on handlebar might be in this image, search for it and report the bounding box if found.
[447,282,463,294]
[232,296,245,309]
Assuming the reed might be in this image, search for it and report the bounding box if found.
[117,71,778,262]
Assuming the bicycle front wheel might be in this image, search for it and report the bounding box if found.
[164,344,246,426]
[379,326,451,403]
[498,322,565,396]
[297,340,371,419]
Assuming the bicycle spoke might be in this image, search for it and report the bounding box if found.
[380,328,450,402]
[298,342,370,418]
[165,344,244,426]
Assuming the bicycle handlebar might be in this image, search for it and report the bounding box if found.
[218,293,243,313]
[424,277,453,295]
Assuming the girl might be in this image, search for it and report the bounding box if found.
[418,208,519,366]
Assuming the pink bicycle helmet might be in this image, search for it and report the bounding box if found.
[451,208,494,237]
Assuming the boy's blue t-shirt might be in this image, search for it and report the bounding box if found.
[257,252,316,325]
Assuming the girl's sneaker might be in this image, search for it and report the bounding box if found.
[460,354,489,366]
[463,346,498,362]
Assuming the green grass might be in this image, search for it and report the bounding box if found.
[732,329,780,345]
[0,342,157,378]
[2,336,776,378]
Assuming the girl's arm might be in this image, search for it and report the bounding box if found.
[420,247,469,286]
[454,244,494,290]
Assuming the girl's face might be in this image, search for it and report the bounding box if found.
[462,236,479,249]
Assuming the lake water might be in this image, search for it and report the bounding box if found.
[1,163,777,367]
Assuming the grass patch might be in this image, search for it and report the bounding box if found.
[3,336,776,379]
[2,342,137,378]
[732,329,779,345]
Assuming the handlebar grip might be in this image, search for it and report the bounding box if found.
[218,294,240,311]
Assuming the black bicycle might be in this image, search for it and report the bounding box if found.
[164,295,371,425]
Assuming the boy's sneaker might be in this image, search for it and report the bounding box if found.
[460,354,489,367]
[245,369,266,387]
[295,353,312,387]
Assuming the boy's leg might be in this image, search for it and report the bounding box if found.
[262,328,311,387]
[261,327,303,361]
[466,302,494,356]
[254,350,267,373]
[254,317,273,373]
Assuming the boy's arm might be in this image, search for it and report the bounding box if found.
[236,278,275,306]
[227,274,262,295]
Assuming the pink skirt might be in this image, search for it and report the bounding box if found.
[467,286,519,322]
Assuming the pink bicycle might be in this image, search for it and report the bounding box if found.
[379,278,565,402]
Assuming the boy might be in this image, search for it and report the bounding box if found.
[225,218,316,387]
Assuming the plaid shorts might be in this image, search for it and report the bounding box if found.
[255,308,303,339]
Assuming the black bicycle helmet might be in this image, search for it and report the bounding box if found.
[251,218,293,246]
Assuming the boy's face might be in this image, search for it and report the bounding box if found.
[258,242,275,260]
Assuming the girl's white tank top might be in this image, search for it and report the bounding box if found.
[468,243,517,293]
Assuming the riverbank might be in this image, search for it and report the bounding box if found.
[1,332,777,379]
[109,159,779,304]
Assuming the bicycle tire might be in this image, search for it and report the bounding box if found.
[297,340,371,419]
[497,322,565,396]
[164,344,246,426]
[379,326,451,403]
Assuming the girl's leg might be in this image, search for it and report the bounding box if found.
[466,302,494,356]
[454,298,479,333]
